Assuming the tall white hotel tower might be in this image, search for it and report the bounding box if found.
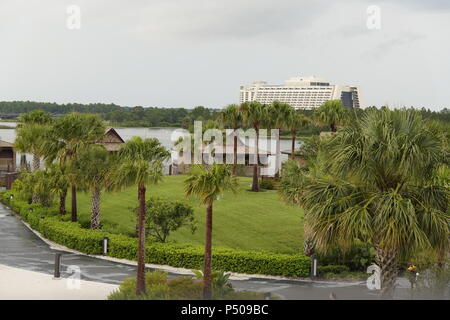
[239,77,361,110]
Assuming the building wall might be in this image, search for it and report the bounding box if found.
[0,147,15,172]
[240,77,361,109]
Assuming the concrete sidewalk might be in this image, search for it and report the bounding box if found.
[0,264,118,300]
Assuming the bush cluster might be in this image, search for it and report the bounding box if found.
[108,271,266,300]
[260,179,276,190]
[317,241,375,271]
[1,191,311,278]
[317,265,350,275]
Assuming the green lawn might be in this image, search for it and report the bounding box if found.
[74,175,304,254]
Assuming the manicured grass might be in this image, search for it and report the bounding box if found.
[74,175,304,254]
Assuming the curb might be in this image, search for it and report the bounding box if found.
[3,203,365,286]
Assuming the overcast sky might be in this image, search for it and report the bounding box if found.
[1,0,449,110]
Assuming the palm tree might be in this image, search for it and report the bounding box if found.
[279,159,319,257]
[314,99,348,132]
[71,145,114,229]
[47,164,70,215]
[219,104,243,175]
[184,164,238,299]
[286,111,311,157]
[43,113,105,222]
[15,110,53,172]
[282,108,449,298]
[17,109,53,128]
[112,137,170,296]
[269,101,293,176]
[240,101,269,191]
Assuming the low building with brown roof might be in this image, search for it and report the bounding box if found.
[0,140,16,172]
[96,127,125,152]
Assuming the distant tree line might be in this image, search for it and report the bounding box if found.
[0,101,122,115]
[0,101,220,128]
[1,101,449,129]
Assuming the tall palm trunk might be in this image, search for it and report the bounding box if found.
[136,182,147,296]
[377,248,398,299]
[203,203,213,300]
[59,188,67,215]
[71,184,77,222]
[32,153,40,171]
[251,128,260,192]
[90,187,101,229]
[275,128,281,179]
[233,134,238,175]
[303,238,315,257]
[437,247,446,270]
[31,153,41,203]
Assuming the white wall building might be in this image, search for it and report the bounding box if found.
[239,77,361,110]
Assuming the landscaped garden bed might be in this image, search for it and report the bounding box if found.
[1,190,311,278]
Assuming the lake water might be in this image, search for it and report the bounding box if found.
[0,123,297,169]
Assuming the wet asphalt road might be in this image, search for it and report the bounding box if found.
[0,203,420,300]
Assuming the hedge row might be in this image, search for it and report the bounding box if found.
[317,265,350,275]
[1,191,311,277]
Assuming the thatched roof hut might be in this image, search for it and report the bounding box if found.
[96,127,125,152]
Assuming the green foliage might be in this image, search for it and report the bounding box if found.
[43,112,106,166]
[279,159,310,205]
[260,179,276,190]
[320,271,368,279]
[185,164,238,205]
[2,102,449,130]
[192,270,233,297]
[219,104,242,130]
[314,99,348,132]
[137,197,196,242]
[108,271,265,300]
[74,175,304,254]
[71,145,115,191]
[1,191,311,278]
[279,108,450,296]
[269,101,294,130]
[296,135,323,160]
[292,109,449,254]
[317,265,350,275]
[286,110,311,134]
[18,109,53,126]
[240,101,269,130]
[112,137,170,189]
[14,110,53,167]
[317,242,376,271]
[12,171,54,206]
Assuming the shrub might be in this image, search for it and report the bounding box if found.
[1,191,311,278]
[108,271,265,300]
[133,197,196,242]
[193,270,233,297]
[12,171,54,206]
[317,241,375,271]
[260,179,276,190]
[317,265,350,275]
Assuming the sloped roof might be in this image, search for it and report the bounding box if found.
[174,132,273,155]
[103,127,125,143]
[0,140,14,148]
[96,127,125,151]
[202,134,272,155]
